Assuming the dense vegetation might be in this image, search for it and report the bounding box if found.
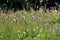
[0,9,60,40]
[0,0,60,40]
[0,0,60,10]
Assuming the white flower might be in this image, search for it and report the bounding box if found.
[13,19,16,21]
[33,29,35,31]
[7,0,9,2]
[23,32,26,37]
[40,0,43,2]
[22,16,25,20]
[55,10,57,12]
[0,8,1,9]
[23,32,26,35]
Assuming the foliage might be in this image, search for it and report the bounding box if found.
[0,10,60,40]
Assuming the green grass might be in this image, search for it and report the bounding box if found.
[0,10,60,40]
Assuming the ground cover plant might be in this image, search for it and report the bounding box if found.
[0,9,60,40]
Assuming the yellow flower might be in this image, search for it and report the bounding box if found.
[34,37,37,40]
[17,30,20,33]
[20,27,23,29]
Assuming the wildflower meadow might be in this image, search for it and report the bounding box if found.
[0,9,60,40]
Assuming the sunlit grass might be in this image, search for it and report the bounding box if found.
[0,10,60,40]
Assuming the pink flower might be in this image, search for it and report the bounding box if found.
[34,16,38,21]
[35,10,39,14]
[8,9,14,14]
[0,10,3,15]
[58,9,60,12]
[15,19,18,24]
[39,8,44,14]
[49,10,55,13]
